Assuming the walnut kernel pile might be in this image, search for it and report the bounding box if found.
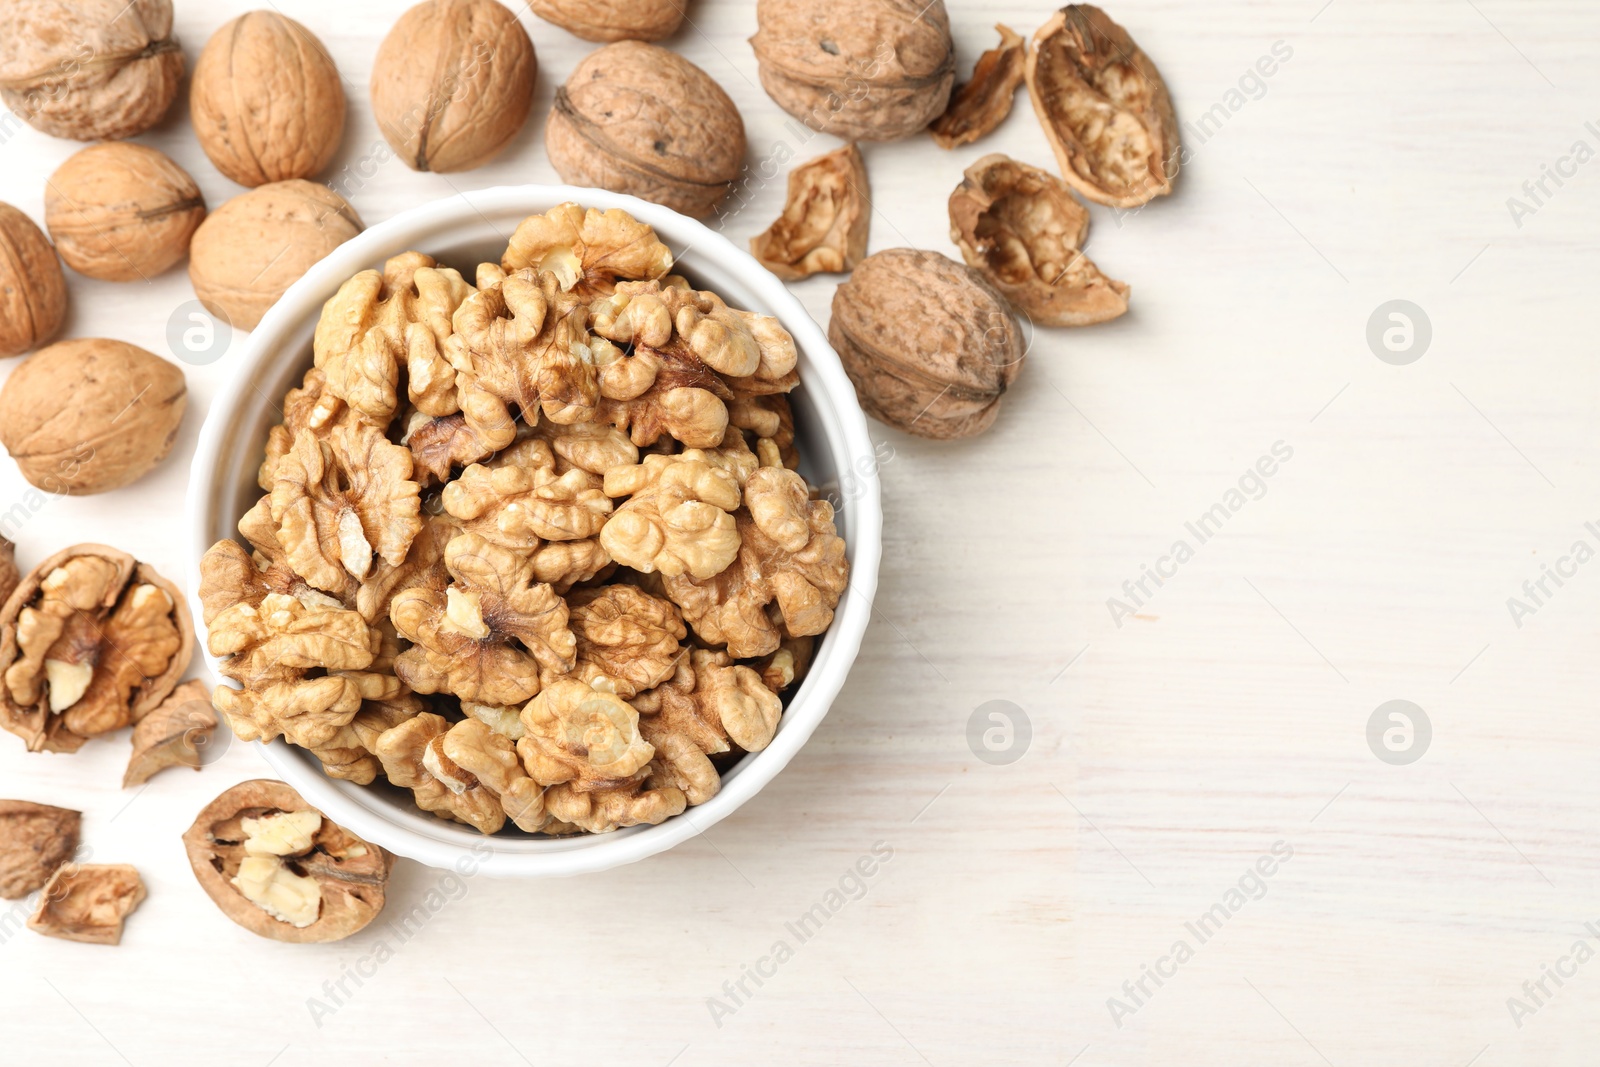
[202,203,849,837]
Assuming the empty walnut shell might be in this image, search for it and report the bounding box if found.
[830,249,1023,439]
[930,24,1025,149]
[547,41,746,219]
[0,203,66,359]
[949,154,1129,327]
[750,143,870,281]
[0,338,188,494]
[0,798,79,898]
[27,863,145,945]
[191,11,347,187]
[529,0,686,42]
[44,143,206,282]
[189,180,363,329]
[0,0,184,141]
[750,0,955,142]
[1025,5,1180,209]
[182,779,394,943]
[371,0,538,173]
[123,679,216,787]
[0,544,194,753]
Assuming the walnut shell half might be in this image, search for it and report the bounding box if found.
[27,863,145,945]
[829,249,1023,439]
[1025,5,1180,209]
[749,143,870,281]
[0,203,67,359]
[182,779,393,943]
[529,0,686,42]
[0,544,194,753]
[547,41,746,219]
[949,154,1128,327]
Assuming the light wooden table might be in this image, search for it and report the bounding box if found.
[2,1,1597,1063]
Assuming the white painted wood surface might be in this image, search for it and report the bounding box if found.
[2,0,1598,1062]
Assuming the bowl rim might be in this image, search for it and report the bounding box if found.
[184,184,882,878]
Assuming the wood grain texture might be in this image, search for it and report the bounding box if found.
[1,0,1598,1063]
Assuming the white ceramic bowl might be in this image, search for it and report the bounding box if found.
[186,185,881,878]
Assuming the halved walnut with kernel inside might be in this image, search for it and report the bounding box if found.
[390,532,576,706]
[183,780,392,943]
[600,451,745,579]
[664,468,849,658]
[0,545,193,754]
[750,144,871,281]
[633,649,783,806]
[501,202,674,299]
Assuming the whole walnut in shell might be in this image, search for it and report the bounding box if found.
[0,202,66,358]
[0,0,183,141]
[189,180,363,330]
[547,41,746,219]
[829,249,1023,439]
[191,11,347,187]
[750,0,955,142]
[529,0,686,42]
[371,0,538,173]
[44,143,205,282]
[0,339,187,494]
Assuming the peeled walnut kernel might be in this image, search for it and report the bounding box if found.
[502,202,674,299]
[950,154,1129,327]
[1025,5,1180,209]
[27,864,145,945]
[930,24,1026,149]
[191,11,347,187]
[0,203,67,359]
[751,0,955,142]
[830,248,1023,439]
[371,0,538,173]
[189,180,363,330]
[44,143,204,282]
[547,41,746,219]
[529,0,686,42]
[0,0,183,141]
[0,338,187,495]
[750,144,870,281]
[183,780,392,943]
[0,799,79,898]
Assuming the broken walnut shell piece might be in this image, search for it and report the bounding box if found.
[28,863,145,945]
[949,154,1129,327]
[750,144,870,281]
[123,679,218,788]
[930,24,1026,149]
[1025,5,1181,209]
[0,799,80,899]
[182,779,393,943]
[0,545,194,754]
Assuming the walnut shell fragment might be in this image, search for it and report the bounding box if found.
[749,143,870,281]
[1025,5,1180,209]
[750,0,955,142]
[547,41,747,219]
[930,24,1025,149]
[949,154,1128,327]
[0,799,79,898]
[0,538,19,608]
[27,863,145,945]
[123,679,217,788]
[530,0,686,42]
[0,202,67,359]
[0,0,183,141]
[371,0,538,173]
[829,249,1023,439]
[182,779,393,943]
[0,544,194,753]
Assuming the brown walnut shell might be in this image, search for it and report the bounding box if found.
[547,40,746,219]
[189,180,363,330]
[0,0,183,141]
[750,143,870,281]
[829,249,1023,440]
[182,779,394,943]
[1024,5,1180,209]
[44,143,205,282]
[949,154,1129,327]
[371,0,538,174]
[930,24,1025,149]
[750,0,955,142]
[0,338,187,494]
[529,0,687,42]
[191,11,347,187]
[0,544,194,753]
[0,798,79,898]
[27,863,145,944]
[0,203,66,358]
